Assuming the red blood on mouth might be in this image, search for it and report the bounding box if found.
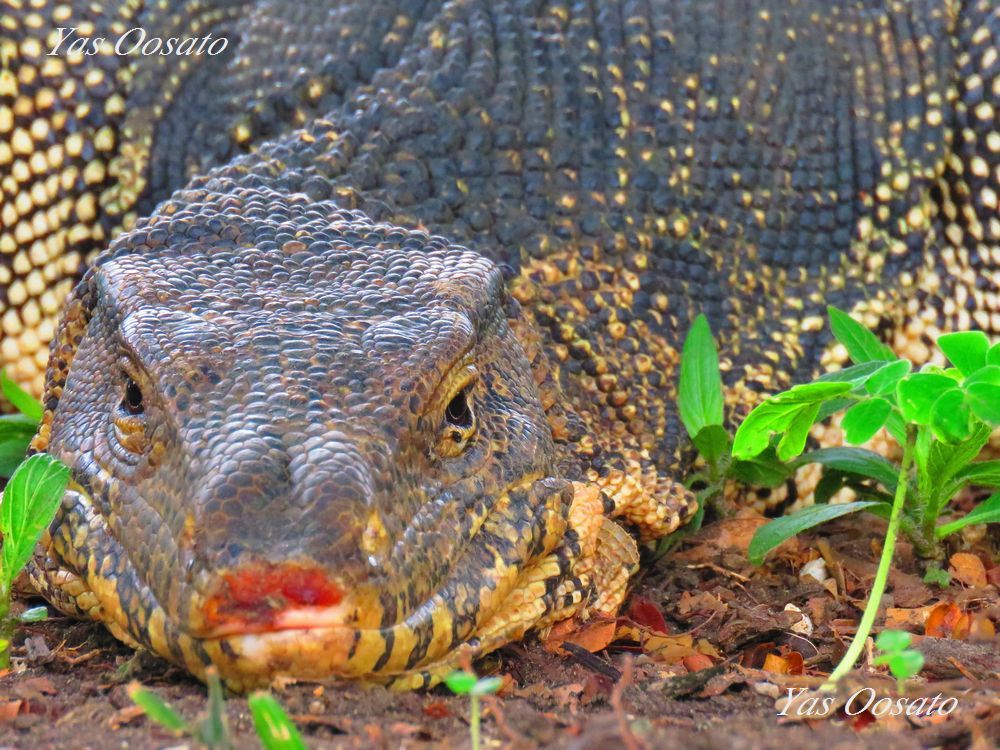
[204,563,343,631]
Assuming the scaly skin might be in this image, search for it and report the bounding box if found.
[2,0,997,689]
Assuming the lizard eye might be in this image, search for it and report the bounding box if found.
[121,377,144,416]
[436,384,477,458]
[445,388,473,429]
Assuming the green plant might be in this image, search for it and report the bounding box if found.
[444,669,503,750]
[0,453,69,668]
[675,308,999,688]
[129,668,308,749]
[739,314,1000,561]
[872,630,925,692]
[247,692,309,750]
[0,371,43,478]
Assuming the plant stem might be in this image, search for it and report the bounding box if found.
[822,425,915,690]
[0,586,12,670]
[470,695,481,750]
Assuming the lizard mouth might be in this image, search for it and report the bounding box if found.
[43,471,614,690]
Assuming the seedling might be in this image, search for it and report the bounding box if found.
[129,667,308,749]
[872,630,925,692]
[0,453,70,668]
[247,692,309,750]
[444,669,502,750]
[654,315,723,555]
[675,309,999,688]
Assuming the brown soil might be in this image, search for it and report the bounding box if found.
[1,513,998,750]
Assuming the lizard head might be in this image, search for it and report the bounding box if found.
[33,192,615,689]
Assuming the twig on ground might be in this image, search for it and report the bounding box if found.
[684,563,751,583]
[482,696,528,747]
[561,642,622,681]
[610,655,643,750]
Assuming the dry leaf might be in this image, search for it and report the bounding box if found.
[13,676,57,701]
[682,653,714,672]
[626,595,669,634]
[760,647,805,675]
[390,722,425,736]
[626,627,697,664]
[696,638,720,658]
[544,617,617,654]
[107,705,146,730]
[551,683,585,714]
[925,602,971,639]
[676,590,727,617]
[0,700,23,723]
[884,605,937,630]
[741,641,776,669]
[949,552,988,588]
[986,564,1000,588]
[693,516,768,553]
[422,701,451,719]
[969,614,996,640]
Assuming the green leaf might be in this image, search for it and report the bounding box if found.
[827,306,896,364]
[876,650,924,683]
[18,605,48,623]
[930,389,971,443]
[0,413,39,436]
[248,693,309,750]
[732,404,803,460]
[954,461,1000,488]
[776,402,819,461]
[816,396,856,423]
[865,360,911,396]
[0,371,43,423]
[677,314,724,439]
[0,454,70,592]
[0,410,42,477]
[815,360,891,386]
[927,423,993,487]
[776,381,856,403]
[896,374,959,424]
[841,398,892,445]
[936,492,1000,538]
[937,331,990,376]
[874,629,912,653]
[922,567,951,587]
[966,383,1000,425]
[200,668,228,749]
[965,365,1000,387]
[0,436,33,478]
[811,470,893,507]
[470,676,503,696]
[128,684,189,734]
[728,453,793,488]
[747,500,888,565]
[692,424,730,464]
[794,447,900,491]
[732,382,852,459]
[444,671,478,695]
[987,343,1000,367]
[884,410,907,444]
